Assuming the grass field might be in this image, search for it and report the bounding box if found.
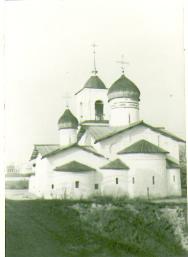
[6,198,188,257]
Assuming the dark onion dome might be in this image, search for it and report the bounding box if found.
[84,75,106,89]
[58,109,78,130]
[108,74,140,101]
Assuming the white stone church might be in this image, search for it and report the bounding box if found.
[29,61,185,199]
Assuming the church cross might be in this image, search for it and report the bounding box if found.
[91,43,98,75]
[62,93,71,108]
[116,54,129,74]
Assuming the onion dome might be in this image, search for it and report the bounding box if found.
[58,109,78,130]
[108,74,140,101]
[84,75,106,89]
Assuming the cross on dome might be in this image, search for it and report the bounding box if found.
[62,92,71,109]
[91,43,98,75]
[116,54,129,74]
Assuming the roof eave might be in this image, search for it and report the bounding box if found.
[118,151,169,155]
[94,120,185,143]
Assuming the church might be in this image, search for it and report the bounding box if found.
[29,55,185,199]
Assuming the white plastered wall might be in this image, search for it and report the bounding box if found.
[59,128,77,146]
[167,168,182,196]
[46,171,97,199]
[28,155,52,197]
[119,153,168,198]
[109,98,139,127]
[98,169,129,197]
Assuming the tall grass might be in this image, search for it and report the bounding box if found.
[6,198,187,257]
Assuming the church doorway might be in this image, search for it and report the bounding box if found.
[95,100,104,120]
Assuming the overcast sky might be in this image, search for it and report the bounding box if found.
[4,0,185,165]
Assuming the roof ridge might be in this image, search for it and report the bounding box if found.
[42,143,105,159]
[95,120,143,143]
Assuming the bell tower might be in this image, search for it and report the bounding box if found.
[75,44,109,123]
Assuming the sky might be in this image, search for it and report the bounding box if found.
[4,0,185,165]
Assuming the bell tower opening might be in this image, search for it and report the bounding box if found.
[95,100,104,120]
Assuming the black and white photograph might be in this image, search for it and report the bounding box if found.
[2,0,188,256]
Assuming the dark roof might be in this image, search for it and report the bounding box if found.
[84,76,106,89]
[54,161,96,172]
[75,75,106,95]
[30,144,59,160]
[166,158,180,169]
[93,120,141,142]
[108,74,140,101]
[118,140,169,154]
[94,120,185,143]
[77,123,110,143]
[43,144,105,158]
[101,159,129,170]
[58,109,78,129]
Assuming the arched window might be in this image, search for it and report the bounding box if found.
[95,100,104,120]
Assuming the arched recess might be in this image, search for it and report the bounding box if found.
[95,100,104,120]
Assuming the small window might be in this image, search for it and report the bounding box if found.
[80,102,83,118]
[33,163,36,167]
[132,177,135,184]
[94,184,99,190]
[75,181,79,188]
[173,176,176,182]
[128,114,131,124]
[116,178,119,184]
[152,176,155,185]
[51,184,54,189]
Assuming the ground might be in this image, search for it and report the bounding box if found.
[6,191,188,257]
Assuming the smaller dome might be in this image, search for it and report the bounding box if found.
[58,109,78,130]
[84,75,106,89]
[108,74,140,101]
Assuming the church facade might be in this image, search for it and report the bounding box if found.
[29,68,184,199]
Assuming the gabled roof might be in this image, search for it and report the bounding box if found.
[42,144,105,158]
[101,159,129,170]
[30,144,59,160]
[118,140,169,154]
[54,161,96,172]
[166,158,180,169]
[94,120,185,143]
